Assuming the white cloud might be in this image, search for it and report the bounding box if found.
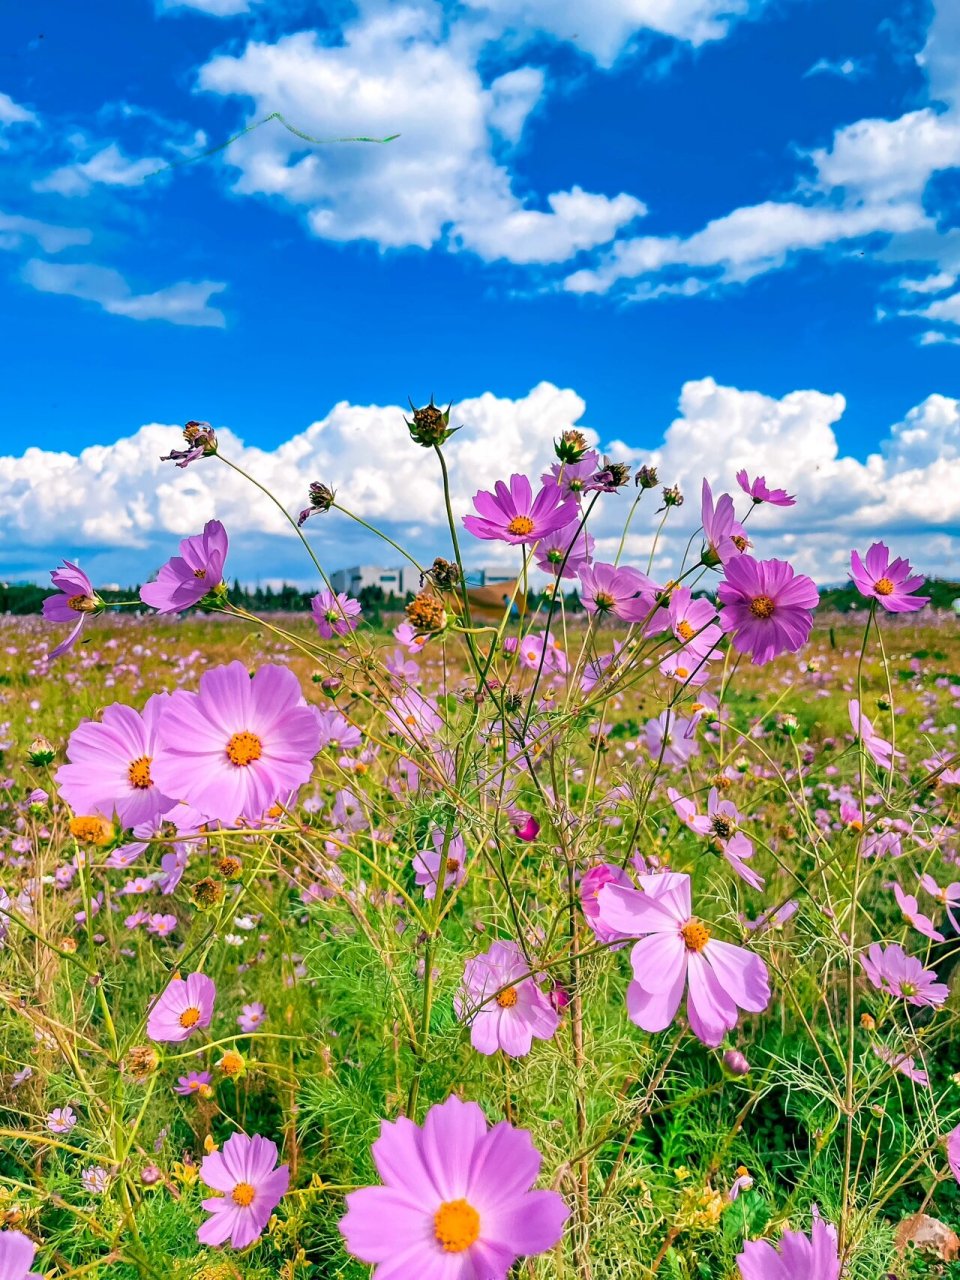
[197,11,645,262]
[2,379,958,587]
[0,91,37,126]
[33,143,164,197]
[810,108,960,203]
[804,57,861,79]
[919,328,960,346]
[20,261,227,327]
[160,0,256,14]
[919,290,960,325]
[0,211,92,254]
[899,271,956,294]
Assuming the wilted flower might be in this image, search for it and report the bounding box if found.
[659,484,683,509]
[297,481,336,526]
[584,456,631,492]
[161,420,218,468]
[405,592,447,634]
[427,556,461,589]
[636,464,659,489]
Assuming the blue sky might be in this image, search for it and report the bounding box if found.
[1,0,958,587]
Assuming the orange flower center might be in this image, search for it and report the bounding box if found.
[680,920,711,952]
[69,815,113,844]
[226,731,263,766]
[748,594,775,619]
[67,594,96,613]
[446,857,461,874]
[128,756,153,789]
[179,1006,202,1029]
[506,515,535,537]
[231,1181,256,1207]
[677,620,695,642]
[874,577,894,596]
[433,1199,481,1252]
[495,986,519,1008]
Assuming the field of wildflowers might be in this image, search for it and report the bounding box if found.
[2,409,960,1279]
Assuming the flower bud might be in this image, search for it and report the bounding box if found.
[722,1049,751,1076]
[405,397,459,448]
[635,464,659,489]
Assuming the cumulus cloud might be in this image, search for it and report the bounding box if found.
[0,91,37,127]
[0,211,92,254]
[159,0,256,14]
[197,9,644,262]
[2,379,958,589]
[33,142,165,197]
[20,260,227,327]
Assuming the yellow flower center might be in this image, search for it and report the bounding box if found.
[901,981,917,997]
[874,577,894,596]
[495,986,519,1008]
[593,591,615,612]
[677,620,695,642]
[680,920,711,952]
[433,1199,481,1252]
[676,667,690,679]
[128,756,153,789]
[506,515,535,537]
[179,1006,202,1029]
[67,594,96,613]
[69,815,113,844]
[748,594,775,619]
[219,1050,245,1077]
[226,731,263,767]
[231,1182,256,1207]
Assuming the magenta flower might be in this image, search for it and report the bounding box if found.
[47,1106,77,1134]
[508,808,541,841]
[198,1132,289,1250]
[463,474,578,544]
[412,828,467,899]
[735,470,796,507]
[596,871,770,1047]
[175,1071,212,1096]
[861,942,948,1007]
[947,1123,960,1184]
[533,521,595,579]
[56,693,176,829]
[140,520,228,614]
[0,1230,41,1280]
[717,556,819,666]
[340,1095,569,1277]
[580,863,634,947]
[700,480,749,566]
[146,972,216,1043]
[455,940,560,1057]
[311,589,362,638]
[542,452,599,499]
[578,562,658,623]
[736,1210,840,1280]
[42,561,100,658]
[850,542,929,612]
[152,662,321,825]
[848,700,900,769]
[238,1002,267,1033]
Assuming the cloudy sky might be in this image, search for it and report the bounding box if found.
[1,0,958,588]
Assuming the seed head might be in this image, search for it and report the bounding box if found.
[27,736,56,767]
[191,877,224,910]
[126,1044,160,1082]
[635,464,659,489]
[554,429,590,463]
[405,592,448,633]
[427,557,461,590]
[660,485,684,509]
[405,397,459,448]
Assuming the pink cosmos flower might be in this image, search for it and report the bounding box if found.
[850,542,929,612]
[455,940,560,1057]
[848,700,900,769]
[666,588,723,660]
[596,871,771,1046]
[412,828,467,899]
[175,1071,213,1096]
[152,662,321,824]
[919,874,960,932]
[643,711,700,767]
[198,1132,290,1250]
[463,474,578,545]
[140,520,228,615]
[542,452,599,499]
[238,1002,267,1033]
[42,561,99,658]
[718,556,820,666]
[701,480,749,566]
[667,788,712,836]
[533,521,595,579]
[508,809,541,841]
[580,863,634,947]
[578,561,658,623]
[946,1123,960,1184]
[383,688,443,744]
[735,470,796,506]
[889,883,945,942]
[146,972,216,1043]
[874,1045,928,1086]
[47,1106,77,1134]
[56,693,177,829]
[0,1230,41,1280]
[861,942,949,1007]
[311,589,362,638]
[736,1210,840,1280]
[340,1095,569,1277]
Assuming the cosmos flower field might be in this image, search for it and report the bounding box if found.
[2,412,960,1279]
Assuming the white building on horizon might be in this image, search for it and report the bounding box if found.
[329,565,518,596]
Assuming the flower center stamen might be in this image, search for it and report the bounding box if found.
[179,1006,201,1029]
[506,515,535,537]
[749,594,775,619]
[874,577,894,596]
[446,858,461,874]
[677,620,695,642]
[128,756,153,789]
[231,1181,256,1207]
[594,591,615,612]
[711,815,733,839]
[433,1199,481,1252]
[680,920,711,952]
[495,986,519,1008]
[193,568,207,579]
[226,731,263,767]
[67,594,96,613]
